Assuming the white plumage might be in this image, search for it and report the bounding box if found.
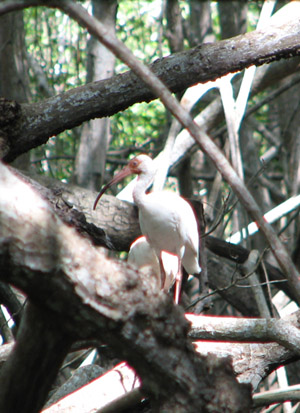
[128,235,179,292]
[94,154,201,303]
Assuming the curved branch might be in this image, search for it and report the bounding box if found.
[0,303,73,413]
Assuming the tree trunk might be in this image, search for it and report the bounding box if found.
[0,9,31,170]
[0,303,72,413]
[218,1,248,39]
[74,0,117,190]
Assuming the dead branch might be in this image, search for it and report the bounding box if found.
[0,162,251,412]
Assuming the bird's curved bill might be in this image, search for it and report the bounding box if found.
[93,165,132,210]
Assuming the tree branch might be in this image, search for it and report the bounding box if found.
[0,2,299,162]
[43,311,300,411]
[18,168,295,312]
[253,385,300,408]
[0,162,251,412]
[49,0,300,305]
[187,313,300,356]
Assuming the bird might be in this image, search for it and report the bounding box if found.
[93,154,201,304]
[128,235,179,293]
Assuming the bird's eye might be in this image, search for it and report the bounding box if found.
[131,159,139,167]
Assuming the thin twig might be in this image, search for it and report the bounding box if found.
[187,249,286,310]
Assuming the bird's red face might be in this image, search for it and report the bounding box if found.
[127,157,143,174]
[93,155,145,210]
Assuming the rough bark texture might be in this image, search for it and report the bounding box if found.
[0,9,31,169]
[2,163,300,410]
[20,167,294,313]
[0,11,30,102]
[187,1,215,46]
[0,162,252,412]
[20,169,140,250]
[194,340,297,391]
[166,0,184,53]
[0,14,300,162]
[218,1,248,39]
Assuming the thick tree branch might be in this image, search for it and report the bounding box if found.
[0,2,299,161]
[0,162,251,412]
[0,162,299,408]
[22,169,294,309]
[18,169,139,251]
[41,339,300,411]
[193,340,295,391]
[15,168,293,315]
[50,0,300,305]
[3,311,300,408]
[41,312,300,410]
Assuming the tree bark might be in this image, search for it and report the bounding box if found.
[18,168,295,312]
[187,0,215,46]
[166,0,184,53]
[218,1,248,39]
[0,9,299,162]
[0,161,251,412]
[0,8,31,169]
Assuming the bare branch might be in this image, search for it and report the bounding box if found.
[253,385,300,408]
[0,162,251,412]
[188,313,300,356]
[0,2,299,162]
[42,0,300,304]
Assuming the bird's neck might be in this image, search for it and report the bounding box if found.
[133,172,153,207]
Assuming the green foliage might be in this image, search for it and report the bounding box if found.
[117,0,168,65]
[24,5,88,180]
[22,0,293,213]
[24,6,88,98]
[24,1,170,181]
[110,1,169,159]
[111,100,167,155]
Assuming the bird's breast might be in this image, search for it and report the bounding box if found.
[138,196,182,255]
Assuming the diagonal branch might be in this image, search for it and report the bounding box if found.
[0,162,251,412]
[0,2,299,161]
[48,0,300,303]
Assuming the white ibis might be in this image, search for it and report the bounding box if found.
[93,154,201,303]
[128,235,179,293]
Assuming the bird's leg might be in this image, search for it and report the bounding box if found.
[159,255,167,290]
[174,259,183,305]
